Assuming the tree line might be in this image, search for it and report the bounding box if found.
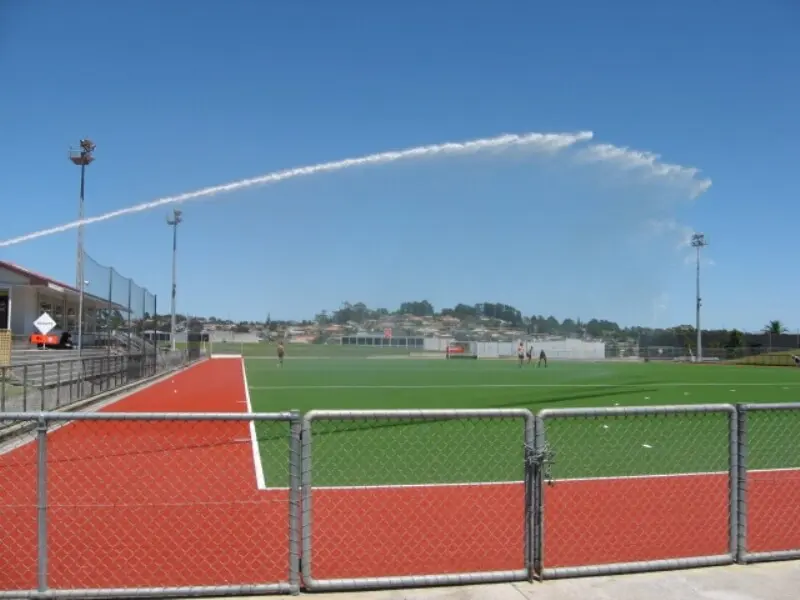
[311,301,796,350]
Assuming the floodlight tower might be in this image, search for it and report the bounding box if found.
[691,233,708,362]
[167,208,183,351]
[69,139,96,355]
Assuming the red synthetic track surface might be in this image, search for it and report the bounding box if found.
[309,484,525,579]
[2,358,800,592]
[542,470,800,568]
[543,475,730,567]
[747,470,800,554]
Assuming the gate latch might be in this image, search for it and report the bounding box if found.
[525,441,556,485]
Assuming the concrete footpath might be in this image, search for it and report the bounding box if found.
[202,561,800,600]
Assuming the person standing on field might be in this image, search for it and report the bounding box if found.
[277,342,285,368]
[538,349,547,368]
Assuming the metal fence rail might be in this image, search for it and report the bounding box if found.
[535,404,738,579]
[0,412,301,598]
[0,351,191,419]
[300,409,535,592]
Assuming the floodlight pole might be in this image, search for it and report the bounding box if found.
[691,233,708,363]
[167,209,183,351]
[69,139,96,356]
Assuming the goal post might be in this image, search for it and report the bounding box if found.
[445,340,478,360]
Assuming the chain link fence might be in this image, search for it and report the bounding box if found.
[300,409,534,592]
[535,405,737,579]
[0,411,301,598]
[736,403,800,563]
[3,402,800,596]
[81,252,158,358]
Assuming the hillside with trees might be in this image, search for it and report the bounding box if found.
[138,302,797,353]
[305,300,795,352]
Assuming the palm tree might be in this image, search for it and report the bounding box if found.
[764,320,788,352]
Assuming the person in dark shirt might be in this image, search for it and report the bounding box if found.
[538,349,548,368]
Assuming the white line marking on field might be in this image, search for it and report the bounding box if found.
[553,467,800,483]
[308,467,800,491]
[642,443,653,448]
[248,382,800,391]
[241,358,267,490]
[244,356,331,360]
[266,466,800,492]
[314,480,523,491]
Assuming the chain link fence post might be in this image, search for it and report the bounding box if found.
[736,403,748,564]
[36,414,49,594]
[300,410,313,588]
[529,414,549,578]
[728,401,739,560]
[288,409,302,593]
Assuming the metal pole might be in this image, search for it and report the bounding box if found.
[171,219,177,351]
[107,268,113,359]
[77,161,85,356]
[70,139,95,356]
[691,233,707,363]
[36,416,49,593]
[167,209,182,351]
[696,243,701,362]
[127,278,132,355]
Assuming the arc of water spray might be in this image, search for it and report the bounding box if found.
[0,130,594,248]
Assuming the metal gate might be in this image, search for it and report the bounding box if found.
[300,408,535,592]
[535,404,738,579]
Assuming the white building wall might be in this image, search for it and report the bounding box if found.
[424,337,450,352]
[210,331,261,344]
[10,286,37,336]
[0,266,37,336]
[520,338,606,360]
[424,335,606,359]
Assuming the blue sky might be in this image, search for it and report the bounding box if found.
[1,1,798,331]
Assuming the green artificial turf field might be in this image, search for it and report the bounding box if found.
[242,354,800,488]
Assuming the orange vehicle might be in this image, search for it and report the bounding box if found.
[29,330,73,349]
